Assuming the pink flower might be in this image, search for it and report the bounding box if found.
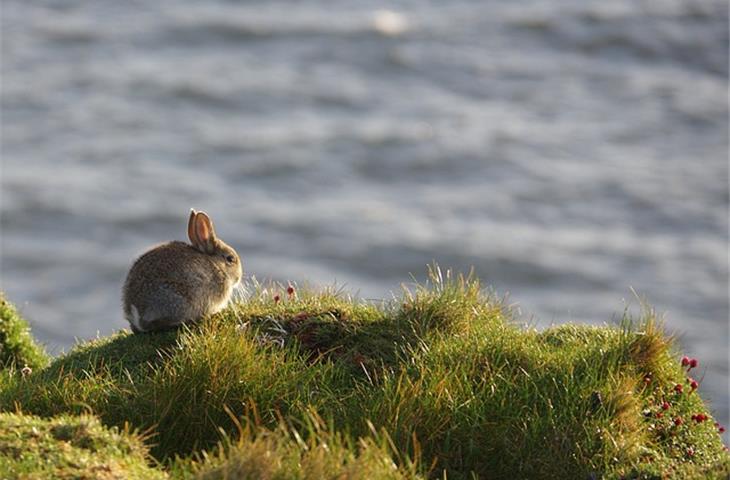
[686,447,694,457]
[681,356,690,367]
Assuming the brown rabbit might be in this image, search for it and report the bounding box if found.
[122,209,242,333]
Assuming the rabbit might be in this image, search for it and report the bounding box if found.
[122,209,242,333]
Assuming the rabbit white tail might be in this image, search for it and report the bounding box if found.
[126,304,145,333]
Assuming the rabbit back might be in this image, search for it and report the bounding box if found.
[123,241,233,332]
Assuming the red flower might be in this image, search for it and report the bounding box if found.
[674,384,683,394]
[661,401,670,411]
[690,379,698,391]
[720,426,726,433]
[681,356,690,367]
[655,412,663,419]
[674,417,683,426]
[689,358,698,369]
[693,413,707,423]
[274,294,281,304]
[287,286,295,296]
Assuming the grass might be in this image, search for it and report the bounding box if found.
[0,412,165,479]
[0,266,727,479]
[0,292,48,370]
[171,413,423,480]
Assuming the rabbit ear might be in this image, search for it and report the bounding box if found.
[193,211,218,254]
[187,209,198,246]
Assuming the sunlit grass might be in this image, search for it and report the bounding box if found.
[0,412,165,479]
[0,292,48,370]
[0,266,727,479]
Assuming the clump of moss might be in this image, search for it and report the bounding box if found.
[0,412,165,479]
[0,292,48,370]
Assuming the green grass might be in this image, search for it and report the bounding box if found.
[171,414,423,480]
[0,412,165,479]
[0,267,728,479]
[0,293,48,370]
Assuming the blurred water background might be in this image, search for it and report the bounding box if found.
[1,1,728,427]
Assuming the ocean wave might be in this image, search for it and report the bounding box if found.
[163,7,413,42]
[507,2,728,75]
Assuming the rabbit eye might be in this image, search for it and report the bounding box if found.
[225,255,235,264]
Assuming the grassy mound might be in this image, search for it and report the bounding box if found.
[0,412,165,479]
[0,269,728,479]
[0,293,48,370]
